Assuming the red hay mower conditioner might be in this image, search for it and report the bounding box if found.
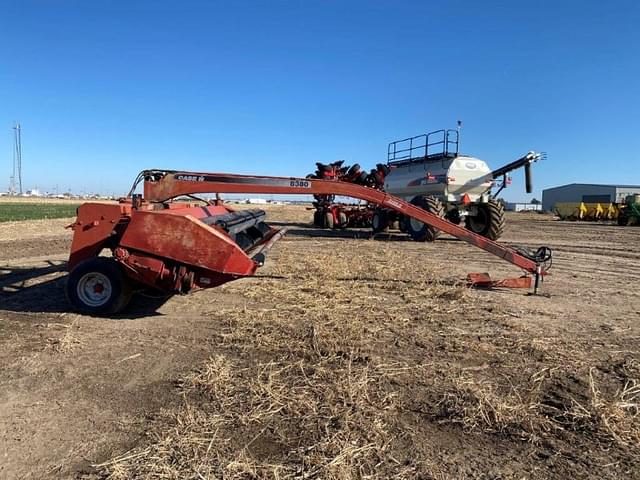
[66,169,552,315]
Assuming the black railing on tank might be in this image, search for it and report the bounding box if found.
[387,129,459,164]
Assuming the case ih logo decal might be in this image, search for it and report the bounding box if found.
[174,174,312,188]
[385,198,404,209]
[177,175,205,182]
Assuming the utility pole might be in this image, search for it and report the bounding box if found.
[9,128,15,194]
[12,123,23,195]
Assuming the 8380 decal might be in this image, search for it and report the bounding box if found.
[289,179,310,188]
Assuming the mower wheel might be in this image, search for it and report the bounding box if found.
[66,257,132,316]
[372,210,389,233]
[465,199,505,240]
[324,211,335,229]
[404,196,444,242]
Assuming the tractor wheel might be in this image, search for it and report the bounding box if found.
[617,209,630,226]
[66,257,132,315]
[371,210,389,233]
[465,199,505,240]
[313,210,324,227]
[337,211,348,229]
[324,211,335,229]
[404,196,444,242]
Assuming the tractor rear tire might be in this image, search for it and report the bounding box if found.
[324,211,335,229]
[465,199,505,240]
[66,257,132,316]
[372,210,389,233]
[404,196,444,242]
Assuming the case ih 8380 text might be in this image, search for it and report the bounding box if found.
[308,128,541,241]
[66,169,552,315]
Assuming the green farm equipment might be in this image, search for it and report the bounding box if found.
[617,195,640,226]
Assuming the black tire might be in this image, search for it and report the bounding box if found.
[404,196,444,242]
[445,208,462,225]
[324,211,335,229]
[371,209,389,233]
[337,211,348,229]
[398,216,406,233]
[465,199,505,240]
[66,257,132,315]
[618,210,630,226]
[313,210,324,227]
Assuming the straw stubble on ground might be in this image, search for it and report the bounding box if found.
[0,205,638,479]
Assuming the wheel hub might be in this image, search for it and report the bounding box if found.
[77,272,112,307]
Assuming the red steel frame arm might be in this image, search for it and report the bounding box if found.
[142,171,542,275]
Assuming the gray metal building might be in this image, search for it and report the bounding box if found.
[542,183,640,211]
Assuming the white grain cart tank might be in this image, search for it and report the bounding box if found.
[373,128,540,241]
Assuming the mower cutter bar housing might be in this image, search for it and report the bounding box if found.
[67,201,282,314]
[200,208,270,251]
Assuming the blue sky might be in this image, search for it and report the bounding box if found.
[1,0,638,200]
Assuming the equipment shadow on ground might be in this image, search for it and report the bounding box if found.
[0,262,170,318]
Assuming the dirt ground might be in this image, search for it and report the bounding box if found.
[0,206,638,479]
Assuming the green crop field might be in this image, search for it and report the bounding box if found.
[0,202,80,222]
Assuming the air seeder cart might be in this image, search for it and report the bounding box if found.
[375,129,540,241]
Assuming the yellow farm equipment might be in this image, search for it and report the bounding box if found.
[602,203,619,220]
[554,202,586,220]
[554,202,619,221]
